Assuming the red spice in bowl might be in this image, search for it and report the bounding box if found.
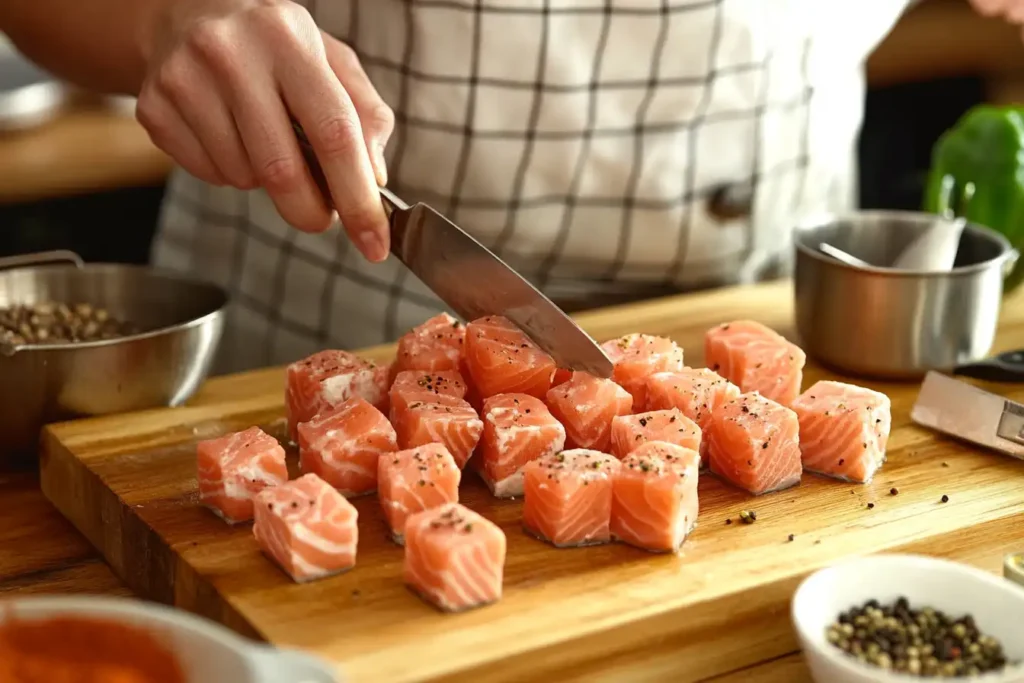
[0,614,185,683]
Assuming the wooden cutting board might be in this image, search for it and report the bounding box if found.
[38,280,1024,683]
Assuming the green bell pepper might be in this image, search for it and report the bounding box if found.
[922,104,1024,292]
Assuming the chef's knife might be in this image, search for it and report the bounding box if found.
[910,371,1024,461]
[291,122,614,378]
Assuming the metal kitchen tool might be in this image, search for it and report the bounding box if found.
[890,216,966,271]
[292,123,613,378]
[910,371,1024,460]
[817,243,871,268]
[817,216,966,272]
[954,348,1024,383]
[0,250,227,464]
[794,211,1018,379]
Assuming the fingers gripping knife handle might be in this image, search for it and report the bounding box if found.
[291,120,405,222]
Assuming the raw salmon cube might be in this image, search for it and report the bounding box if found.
[196,426,288,524]
[706,392,802,495]
[253,473,358,583]
[464,315,556,400]
[704,320,806,406]
[522,449,621,547]
[645,368,740,459]
[285,350,389,441]
[645,368,740,427]
[390,369,480,468]
[478,393,566,498]
[611,442,700,553]
[391,313,466,380]
[389,374,483,470]
[609,408,702,460]
[552,368,573,387]
[790,380,892,483]
[389,369,469,411]
[297,397,399,497]
[545,371,633,452]
[404,502,506,613]
[600,334,685,408]
[378,443,462,544]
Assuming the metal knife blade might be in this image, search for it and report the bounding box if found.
[910,371,1024,461]
[292,123,614,377]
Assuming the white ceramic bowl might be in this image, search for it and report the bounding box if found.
[0,595,340,683]
[792,554,1024,683]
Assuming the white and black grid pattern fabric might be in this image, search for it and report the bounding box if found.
[152,0,913,375]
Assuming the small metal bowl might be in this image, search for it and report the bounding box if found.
[0,251,227,464]
[794,211,1018,379]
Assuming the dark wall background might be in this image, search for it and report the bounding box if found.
[857,76,985,212]
[0,76,987,265]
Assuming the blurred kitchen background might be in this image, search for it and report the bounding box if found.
[0,0,1021,265]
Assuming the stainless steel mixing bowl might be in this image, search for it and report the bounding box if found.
[0,251,227,463]
[793,211,1018,379]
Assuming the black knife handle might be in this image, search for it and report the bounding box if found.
[291,120,332,206]
[954,349,1024,383]
[292,120,403,220]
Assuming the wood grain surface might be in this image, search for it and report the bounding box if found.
[0,470,130,598]
[0,96,172,205]
[0,471,810,681]
[38,280,1024,683]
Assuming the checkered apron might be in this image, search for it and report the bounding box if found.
[152,0,912,375]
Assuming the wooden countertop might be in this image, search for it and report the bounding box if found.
[13,276,1024,681]
[0,94,173,205]
[0,467,810,680]
[0,0,1021,206]
[0,285,853,682]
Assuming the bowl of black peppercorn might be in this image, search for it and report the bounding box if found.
[791,554,1024,682]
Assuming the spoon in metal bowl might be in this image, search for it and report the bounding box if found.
[817,213,967,272]
[890,215,966,271]
[817,243,872,268]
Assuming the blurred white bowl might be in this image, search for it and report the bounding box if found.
[0,595,340,683]
[792,554,1024,683]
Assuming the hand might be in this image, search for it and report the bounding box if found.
[135,0,393,262]
[969,0,1024,27]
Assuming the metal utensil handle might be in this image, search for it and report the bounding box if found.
[291,120,407,219]
[0,249,84,272]
[818,242,872,268]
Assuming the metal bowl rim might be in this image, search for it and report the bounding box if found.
[793,209,1016,278]
[0,262,229,354]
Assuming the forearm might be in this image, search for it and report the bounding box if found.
[0,0,165,95]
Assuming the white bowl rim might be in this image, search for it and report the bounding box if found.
[792,553,1024,682]
[0,594,254,650]
[0,594,338,679]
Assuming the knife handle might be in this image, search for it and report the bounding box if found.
[955,349,1024,383]
[291,120,407,220]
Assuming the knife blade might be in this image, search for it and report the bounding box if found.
[292,123,614,377]
[910,371,1024,461]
